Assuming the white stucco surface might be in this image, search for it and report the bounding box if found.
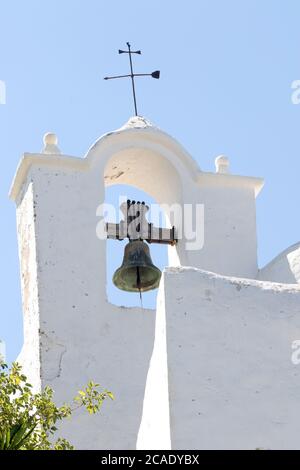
[136,275,171,450]
[14,116,298,450]
[10,116,264,280]
[258,242,300,284]
[139,267,300,450]
[16,182,41,392]
[15,169,155,449]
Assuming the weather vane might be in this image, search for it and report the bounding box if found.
[104,42,160,116]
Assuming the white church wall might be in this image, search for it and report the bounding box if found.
[187,181,259,278]
[16,179,41,392]
[10,118,267,450]
[41,302,155,450]
[87,120,263,278]
[10,119,264,284]
[136,275,171,450]
[139,267,300,450]
[14,163,156,449]
[258,242,300,284]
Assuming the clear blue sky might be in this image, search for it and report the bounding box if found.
[1,0,300,363]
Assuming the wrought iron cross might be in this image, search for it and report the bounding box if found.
[106,200,177,246]
[104,42,160,116]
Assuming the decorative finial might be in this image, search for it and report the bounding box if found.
[104,42,160,116]
[42,132,61,154]
[215,155,230,174]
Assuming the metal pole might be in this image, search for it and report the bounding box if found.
[127,42,138,116]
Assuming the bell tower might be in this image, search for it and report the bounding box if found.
[11,116,272,449]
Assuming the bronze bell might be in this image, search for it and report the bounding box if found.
[113,240,161,292]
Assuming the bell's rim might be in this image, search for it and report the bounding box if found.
[113,265,162,293]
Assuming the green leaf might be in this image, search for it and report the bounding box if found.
[106,391,114,400]
[4,429,10,450]
[0,362,113,450]
[11,424,37,450]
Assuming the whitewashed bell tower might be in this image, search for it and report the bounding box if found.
[10,116,300,450]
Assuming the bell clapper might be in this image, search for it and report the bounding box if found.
[136,266,143,309]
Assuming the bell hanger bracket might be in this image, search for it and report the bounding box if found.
[106,200,177,246]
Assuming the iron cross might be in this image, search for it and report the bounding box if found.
[106,200,177,245]
[104,42,160,116]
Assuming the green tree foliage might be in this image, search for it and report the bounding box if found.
[0,362,114,450]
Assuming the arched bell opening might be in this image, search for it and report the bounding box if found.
[105,184,169,309]
[102,140,185,308]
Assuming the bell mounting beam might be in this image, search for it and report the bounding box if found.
[104,42,160,116]
[106,200,177,246]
